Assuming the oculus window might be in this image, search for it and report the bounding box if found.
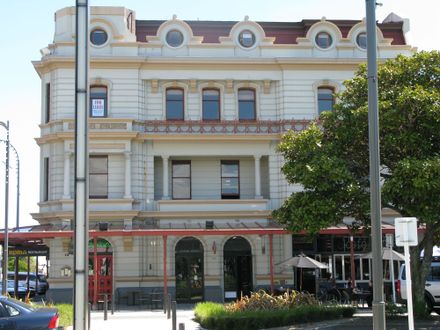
[315,32,333,49]
[356,32,367,49]
[202,89,220,121]
[221,160,239,199]
[166,29,184,47]
[238,30,256,48]
[90,29,108,46]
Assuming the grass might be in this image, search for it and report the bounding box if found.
[54,304,73,328]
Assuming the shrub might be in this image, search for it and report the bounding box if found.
[194,302,355,330]
[224,289,318,312]
[385,302,406,318]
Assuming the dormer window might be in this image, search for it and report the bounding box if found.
[90,29,108,46]
[315,32,332,49]
[238,30,256,48]
[356,32,367,49]
[166,30,184,47]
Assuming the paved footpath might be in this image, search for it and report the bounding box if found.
[86,308,440,330]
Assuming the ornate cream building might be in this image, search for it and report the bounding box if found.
[32,6,413,303]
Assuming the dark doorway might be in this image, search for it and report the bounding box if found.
[175,237,204,303]
[223,236,253,301]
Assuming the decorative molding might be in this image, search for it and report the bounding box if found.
[189,79,197,93]
[263,80,271,94]
[151,80,159,93]
[225,80,234,93]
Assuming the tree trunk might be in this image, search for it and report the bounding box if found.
[410,224,434,318]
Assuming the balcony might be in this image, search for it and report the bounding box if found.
[139,119,311,135]
[157,199,269,213]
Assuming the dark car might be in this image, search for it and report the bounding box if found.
[8,272,48,295]
[0,281,35,299]
[0,296,59,329]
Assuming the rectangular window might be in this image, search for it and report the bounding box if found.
[221,160,239,199]
[238,89,256,121]
[43,157,49,201]
[172,161,191,199]
[45,83,50,123]
[89,156,108,198]
[202,89,220,121]
[166,88,184,120]
[90,86,107,117]
[318,87,334,114]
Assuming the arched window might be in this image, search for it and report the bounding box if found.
[317,87,334,114]
[90,85,108,117]
[166,88,184,120]
[238,88,256,121]
[202,89,220,121]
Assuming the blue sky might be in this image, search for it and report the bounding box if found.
[0,0,439,227]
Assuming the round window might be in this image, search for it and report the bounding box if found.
[166,30,184,47]
[90,29,108,46]
[238,30,256,48]
[315,32,333,49]
[356,32,367,49]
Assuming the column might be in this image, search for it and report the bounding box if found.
[162,155,170,199]
[124,152,132,198]
[254,155,262,199]
[62,152,71,199]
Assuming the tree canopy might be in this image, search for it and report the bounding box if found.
[273,51,440,315]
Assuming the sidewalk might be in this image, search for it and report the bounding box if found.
[85,308,440,330]
[89,308,203,330]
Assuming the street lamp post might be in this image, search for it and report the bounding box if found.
[0,121,10,296]
[0,140,20,294]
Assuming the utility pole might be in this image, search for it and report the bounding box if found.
[366,1,386,329]
[0,121,9,296]
[74,1,89,329]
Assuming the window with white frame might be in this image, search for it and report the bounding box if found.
[202,89,220,121]
[90,85,108,118]
[317,87,334,114]
[89,156,108,199]
[238,89,256,121]
[172,161,191,199]
[166,88,184,120]
[221,160,239,199]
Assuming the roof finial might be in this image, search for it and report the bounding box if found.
[172,14,177,20]
[244,15,249,21]
[321,16,326,21]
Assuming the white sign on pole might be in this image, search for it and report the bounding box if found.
[395,217,418,330]
[395,217,418,247]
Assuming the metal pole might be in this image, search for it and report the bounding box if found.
[350,235,356,288]
[404,243,415,330]
[269,234,274,294]
[1,120,10,296]
[172,301,177,330]
[74,1,89,329]
[365,1,386,329]
[104,293,108,321]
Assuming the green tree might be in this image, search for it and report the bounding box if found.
[8,257,37,272]
[273,51,440,317]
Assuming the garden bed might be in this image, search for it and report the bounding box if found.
[194,290,355,330]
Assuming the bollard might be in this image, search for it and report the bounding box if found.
[171,301,177,330]
[103,294,108,321]
[88,302,92,330]
[179,323,185,330]
[111,293,115,315]
[167,294,171,319]
[163,293,167,314]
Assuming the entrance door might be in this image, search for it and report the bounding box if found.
[88,238,113,304]
[175,237,204,303]
[223,236,253,301]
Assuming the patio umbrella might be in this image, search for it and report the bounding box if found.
[361,247,404,303]
[361,247,404,261]
[277,254,328,291]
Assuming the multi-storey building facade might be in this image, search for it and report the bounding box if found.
[32,6,413,303]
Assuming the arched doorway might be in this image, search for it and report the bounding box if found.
[88,238,113,304]
[175,237,204,302]
[223,236,253,301]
